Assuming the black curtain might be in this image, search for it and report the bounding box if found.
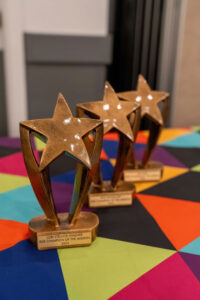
[108,0,164,92]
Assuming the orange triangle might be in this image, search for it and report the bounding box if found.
[137,194,200,250]
[0,219,29,251]
[104,132,119,141]
[136,131,148,143]
[104,131,148,143]
[100,149,108,160]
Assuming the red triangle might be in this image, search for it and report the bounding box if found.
[137,194,200,250]
[136,131,148,143]
[104,131,148,143]
[0,150,39,177]
[104,132,119,141]
[0,152,28,176]
[109,253,200,300]
[100,149,108,160]
[0,219,29,251]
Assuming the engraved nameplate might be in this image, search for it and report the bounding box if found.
[89,192,132,207]
[124,168,161,182]
[37,231,92,250]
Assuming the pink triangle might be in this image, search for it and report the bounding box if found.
[0,151,39,177]
[109,253,200,300]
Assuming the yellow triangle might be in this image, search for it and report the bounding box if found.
[110,158,116,166]
[34,136,46,150]
[136,166,188,192]
[0,173,30,193]
[158,128,192,144]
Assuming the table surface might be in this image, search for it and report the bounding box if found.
[0,127,200,300]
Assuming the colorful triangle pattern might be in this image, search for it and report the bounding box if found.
[0,128,199,300]
[109,253,200,300]
[162,131,200,148]
[58,237,175,300]
[180,237,200,256]
[179,252,200,282]
[137,194,200,250]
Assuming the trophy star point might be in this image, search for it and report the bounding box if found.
[137,74,150,89]
[53,93,72,120]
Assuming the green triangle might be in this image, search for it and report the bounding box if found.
[191,164,200,172]
[58,237,175,300]
[191,126,200,132]
[0,173,30,193]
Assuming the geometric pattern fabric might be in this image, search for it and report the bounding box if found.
[58,237,175,300]
[0,128,200,300]
[109,253,200,300]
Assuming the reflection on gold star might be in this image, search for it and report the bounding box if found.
[77,82,139,141]
[118,75,169,125]
[20,93,102,170]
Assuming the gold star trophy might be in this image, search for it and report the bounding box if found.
[118,74,169,182]
[20,94,103,250]
[76,82,140,208]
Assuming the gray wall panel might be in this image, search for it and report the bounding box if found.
[25,33,113,119]
[25,34,113,64]
[0,52,7,136]
[27,64,106,119]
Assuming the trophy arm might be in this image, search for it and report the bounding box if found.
[111,133,132,189]
[141,121,161,167]
[111,106,141,188]
[126,105,141,168]
[162,95,169,125]
[76,105,104,187]
[68,123,103,224]
[141,97,169,167]
[20,125,59,226]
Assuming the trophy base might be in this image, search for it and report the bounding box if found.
[124,161,163,182]
[29,211,99,250]
[88,180,135,208]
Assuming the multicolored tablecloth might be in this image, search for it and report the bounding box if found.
[0,128,200,300]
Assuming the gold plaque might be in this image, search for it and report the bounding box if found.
[30,212,98,250]
[89,181,135,207]
[20,94,103,250]
[124,161,163,182]
[76,82,140,208]
[118,75,169,182]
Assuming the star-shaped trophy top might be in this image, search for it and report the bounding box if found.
[20,94,102,170]
[77,82,139,141]
[118,75,169,126]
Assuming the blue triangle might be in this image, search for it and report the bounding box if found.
[0,240,68,300]
[103,140,144,158]
[52,170,75,184]
[180,237,200,255]
[101,160,114,180]
[0,185,42,223]
[163,132,200,148]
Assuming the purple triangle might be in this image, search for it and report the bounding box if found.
[0,137,21,148]
[180,252,200,281]
[0,136,36,150]
[51,181,93,213]
[135,145,187,168]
